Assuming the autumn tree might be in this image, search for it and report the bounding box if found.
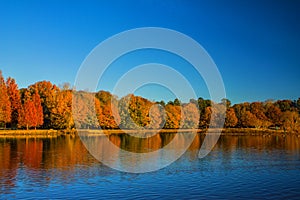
[145,103,165,129]
[117,94,153,129]
[197,98,211,114]
[233,102,250,127]
[95,91,120,129]
[19,102,35,130]
[50,89,74,129]
[250,102,270,128]
[128,95,152,127]
[0,71,11,127]
[6,77,21,128]
[240,110,260,128]
[118,95,137,129]
[182,103,199,129]
[199,106,211,129]
[221,98,231,108]
[198,98,211,128]
[225,108,238,128]
[18,90,36,130]
[266,104,282,127]
[275,100,294,112]
[281,111,300,133]
[210,103,226,128]
[72,91,99,129]
[29,81,59,128]
[3,69,300,132]
[31,90,44,129]
[18,89,43,129]
[164,103,181,129]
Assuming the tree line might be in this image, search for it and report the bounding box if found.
[0,70,300,132]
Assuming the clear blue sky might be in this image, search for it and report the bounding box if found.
[0,0,299,104]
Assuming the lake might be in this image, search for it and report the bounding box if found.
[1,133,300,199]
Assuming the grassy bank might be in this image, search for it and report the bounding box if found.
[0,129,70,138]
[0,128,298,138]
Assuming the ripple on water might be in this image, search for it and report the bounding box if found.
[0,135,299,199]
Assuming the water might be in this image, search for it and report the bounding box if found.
[0,133,300,199]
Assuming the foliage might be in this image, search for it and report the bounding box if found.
[225,108,238,128]
[18,89,44,129]
[6,77,20,128]
[0,71,11,127]
[0,70,300,132]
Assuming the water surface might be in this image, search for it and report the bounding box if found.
[0,133,300,199]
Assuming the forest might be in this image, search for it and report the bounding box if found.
[0,70,299,133]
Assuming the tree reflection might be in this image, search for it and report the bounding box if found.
[0,133,300,193]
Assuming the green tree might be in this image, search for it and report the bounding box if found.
[275,100,294,112]
[297,98,300,111]
[199,106,211,129]
[173,98,181,106]
[221,98,231,108]
[157,100,166,107]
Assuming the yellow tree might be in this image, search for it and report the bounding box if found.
[145,104,165,129]
[182,103,199,129]
[164,104,181,129]
[50,89,74,129]
[72,91,99,129]
[210,103,226,128]
[95,91,120,129]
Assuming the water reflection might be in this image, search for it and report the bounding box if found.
[0,133,300,197]
[79,132,196,173]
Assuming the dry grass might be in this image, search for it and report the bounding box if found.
[0,128,296,138]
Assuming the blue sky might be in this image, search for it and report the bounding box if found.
[0,0,299,104]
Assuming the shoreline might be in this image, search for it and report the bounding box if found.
[0,128,298,138]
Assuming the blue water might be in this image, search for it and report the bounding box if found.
[0,134,300,199]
